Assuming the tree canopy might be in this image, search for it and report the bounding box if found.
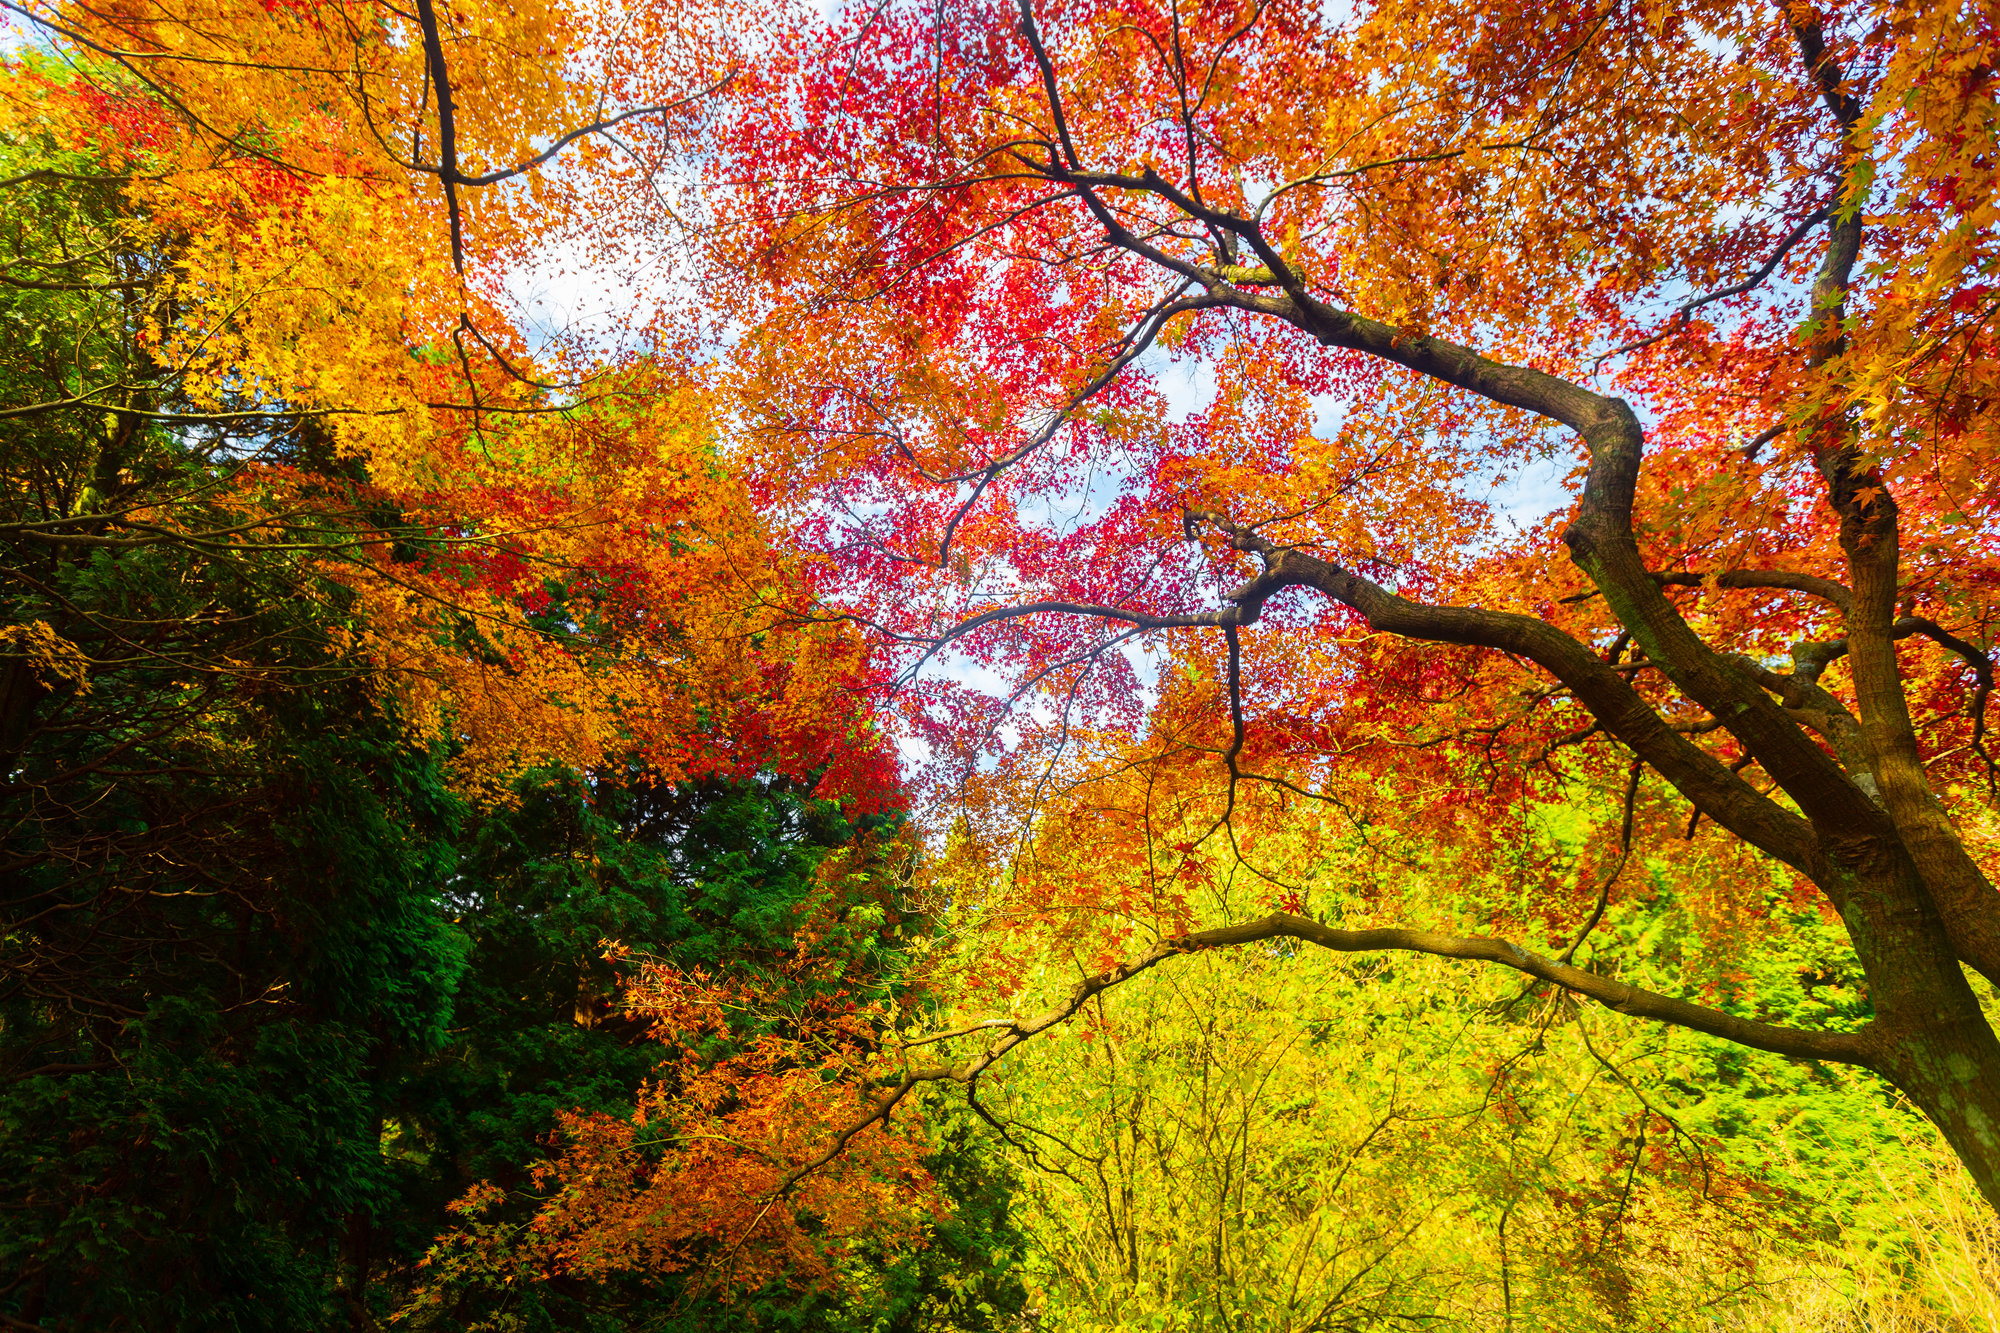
[3,0,1999,1326]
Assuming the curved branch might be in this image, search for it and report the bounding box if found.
[1183,509,1828,884]
[1652,567,1854,615]
[448,90,727,188]
[933,286,1215,564]
[1592,204,1833,367]
[1559,758,1643,963]
[833,909,1872,1196]
[1789,615,1993,690]
[899,598,1230,680]
[1176,259,1894,857]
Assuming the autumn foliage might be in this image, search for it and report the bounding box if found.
[2,0,923,1323]
[409,835,943,1315]
[7,0,2000,1325]
[4,0,891,800]
[693,0,2000,1210]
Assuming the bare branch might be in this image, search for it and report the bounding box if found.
[1652,567,1854,615]
[1558,758,1642,963]
[1592,205,1832,367]
[412,0,467,272]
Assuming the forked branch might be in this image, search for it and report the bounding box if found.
[409,0,724,272]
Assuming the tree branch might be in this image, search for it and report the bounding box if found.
[412,0,467,273]
[1015,0,1080,170]
[770,907,1870,1207]
[1652,567,1853,615]
[1182,509,1829,884]
[1592,204,1832,367]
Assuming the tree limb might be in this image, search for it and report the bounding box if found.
[766,906,1871,1205]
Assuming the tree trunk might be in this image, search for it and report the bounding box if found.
[1835,846,2000,1211]
[1868,1008,2000,1210]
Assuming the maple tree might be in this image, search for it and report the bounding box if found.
[0,0,886,801]
[0,0,904,1042]
[707,0,2000,1210]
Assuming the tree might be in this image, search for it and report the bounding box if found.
[0,0,893,1115]
[1,7,949,1326]
[706,0,2000,1206]
[0,0,885,802]
[0,73,473,1323]
[0,487,473,1327]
